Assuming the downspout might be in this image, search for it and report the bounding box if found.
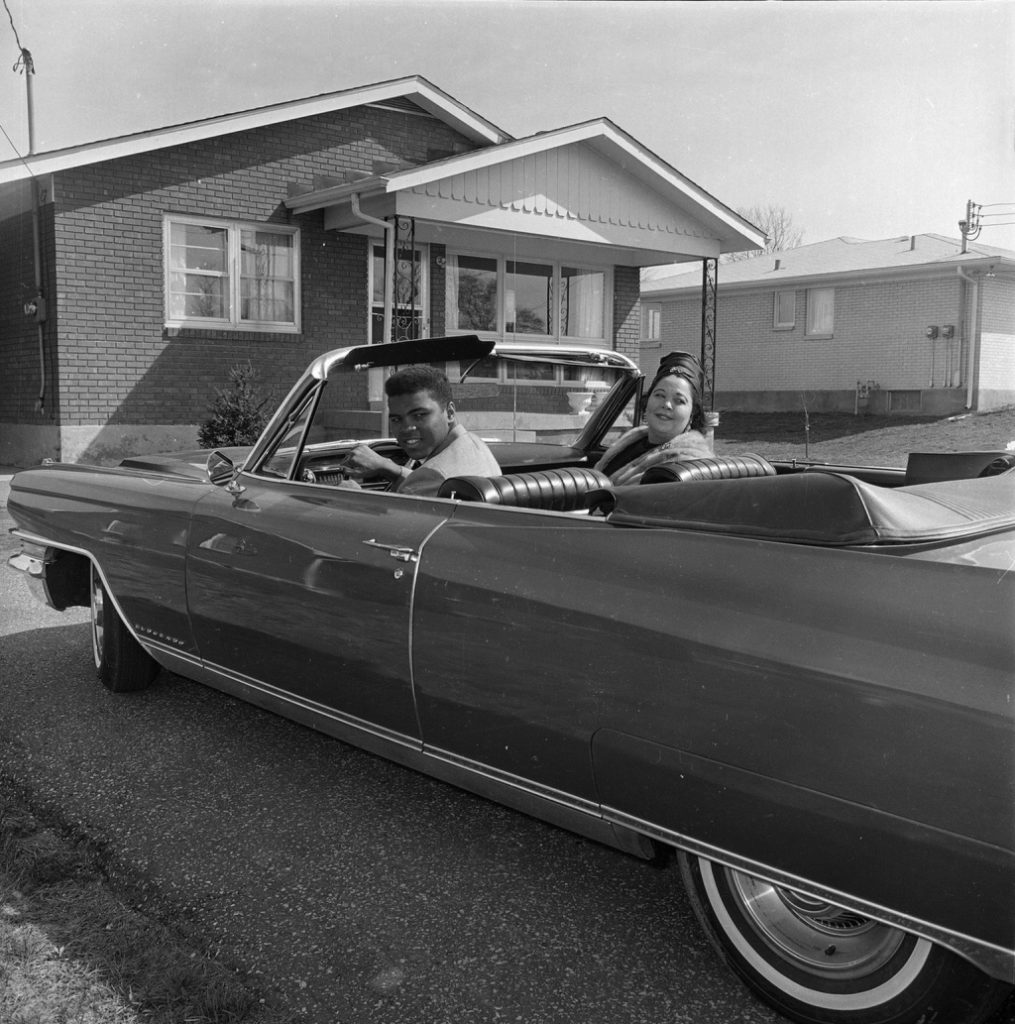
[350,193,393,344]
[23,48,47,413]
[350,193,394,426]
[31,180,45,412]
[956,266,978,410]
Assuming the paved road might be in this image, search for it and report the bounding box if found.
[0,478,779,1024]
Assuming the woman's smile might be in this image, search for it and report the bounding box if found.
[645,375,694,444]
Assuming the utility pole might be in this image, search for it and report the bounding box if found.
[959,199,1015,251]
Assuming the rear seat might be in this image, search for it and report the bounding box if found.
[438,467,612,511]
[639,454,776,484]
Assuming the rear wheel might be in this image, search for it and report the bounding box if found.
[90,565,158,692]
[678,852,1011,1024]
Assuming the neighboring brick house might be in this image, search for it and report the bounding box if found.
[640,234,1015,416]
[0,76,763,465]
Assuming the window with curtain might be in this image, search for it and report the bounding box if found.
[561,267,605,338]
[805,287,834,336]
[445,251,609,344]
[165,216,299,331]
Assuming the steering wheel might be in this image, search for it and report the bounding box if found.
[300,442,407,489]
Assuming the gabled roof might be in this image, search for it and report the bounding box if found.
[390,118,763,249]
[0,76,510,186]
[642,234,1015,295]
[285,118,766,260]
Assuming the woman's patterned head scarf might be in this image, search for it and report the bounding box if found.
[649,351,703,406]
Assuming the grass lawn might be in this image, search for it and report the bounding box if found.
[0,781,295,1024]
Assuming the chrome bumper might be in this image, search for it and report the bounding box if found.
[7,543,56,607]
[8,549,46,579]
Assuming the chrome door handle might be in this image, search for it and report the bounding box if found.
[361,539,419,563]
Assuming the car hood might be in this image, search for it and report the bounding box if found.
[118,447,253,480]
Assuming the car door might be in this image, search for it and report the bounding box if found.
[410,506,624,805]
[186,476,450,742]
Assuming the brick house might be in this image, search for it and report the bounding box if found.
[0,76,763,466]
[640,234,1015,416]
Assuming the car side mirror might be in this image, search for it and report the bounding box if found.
[207,450,237,487]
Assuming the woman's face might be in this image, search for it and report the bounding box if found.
[645,374,695,444]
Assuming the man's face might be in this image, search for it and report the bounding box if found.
[388,390,454,460]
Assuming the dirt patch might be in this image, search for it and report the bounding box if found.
[712,407,1015,467]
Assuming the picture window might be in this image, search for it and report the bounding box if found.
[445,251,610,345]
[165,216,300,332]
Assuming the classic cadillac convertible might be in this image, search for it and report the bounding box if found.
[7,337,1014,1024]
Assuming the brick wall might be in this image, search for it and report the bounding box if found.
[0,204,58,424]
[653,271,984,410]
[429,244,447,336]
[45,104,477,430]
[612,265,641,364]
[977,274,1015,408]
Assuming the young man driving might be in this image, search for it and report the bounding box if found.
[342,365,500,496]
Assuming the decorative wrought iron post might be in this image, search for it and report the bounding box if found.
[392,216,418,341]
[700,257,718,410]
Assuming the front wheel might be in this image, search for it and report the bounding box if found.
[90,565,158,692]
[678,852,1011,1024]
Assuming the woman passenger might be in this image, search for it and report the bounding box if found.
[595,351,714,485]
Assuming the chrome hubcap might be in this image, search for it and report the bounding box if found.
[728,868,906,979]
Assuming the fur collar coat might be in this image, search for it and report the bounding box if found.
[594,425,714,486]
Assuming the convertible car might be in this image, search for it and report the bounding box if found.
[7,336,1014,1024]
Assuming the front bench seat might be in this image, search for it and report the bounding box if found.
[639,454,777,484]
[438,467,612,511]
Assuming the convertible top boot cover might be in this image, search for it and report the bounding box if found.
[593,469,1015,546]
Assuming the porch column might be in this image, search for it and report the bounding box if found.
[700,257,718,409]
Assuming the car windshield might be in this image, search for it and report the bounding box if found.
[425,353,634,445]
[312,353,633,445]
[252,345,639,483]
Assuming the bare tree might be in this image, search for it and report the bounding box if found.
[723,204,804,262]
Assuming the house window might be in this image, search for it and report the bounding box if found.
[774,290,795,329]
[446,252,609,344]
[370,243,427,342]
[806,287,834,336]
[642,303,662,341]
[447,254,498,332]
[165,216,299,331]
[561,266,605,339]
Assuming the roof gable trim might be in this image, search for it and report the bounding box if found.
[0,76,509,186]
[386,119,765,251]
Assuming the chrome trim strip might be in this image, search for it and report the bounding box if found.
[7,531,139,639]
[422,744,602,819]
[602,806,1013,982]
[163,651,423,756]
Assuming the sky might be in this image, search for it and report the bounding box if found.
[2,0,1013,251]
